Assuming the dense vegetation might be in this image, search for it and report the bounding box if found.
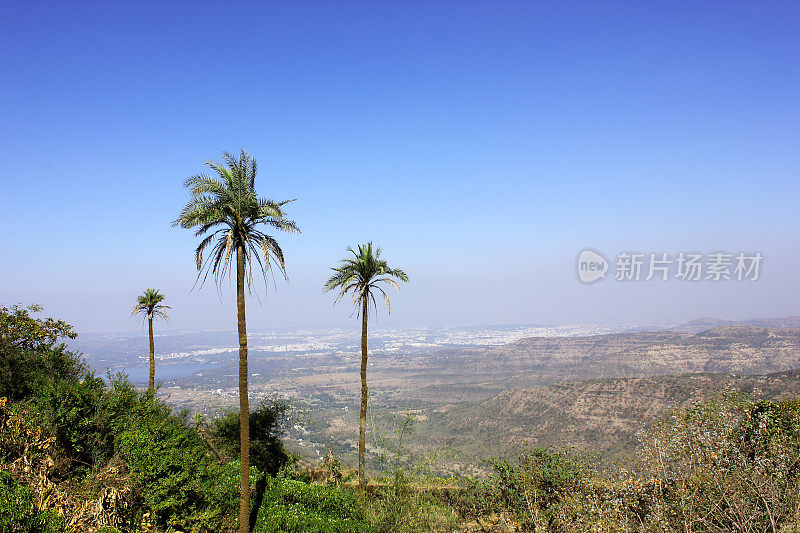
[2,304,799,532]
[0,305,367,532]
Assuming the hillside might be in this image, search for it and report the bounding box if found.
[671,316,800,333]
[465,325,800,387]
[414,370,800,472]
[189,325,800,472]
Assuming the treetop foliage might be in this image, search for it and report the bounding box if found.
[0,304,77,350]
[324,242,408,317]
[173,150,300,291]
[0,304,85,402]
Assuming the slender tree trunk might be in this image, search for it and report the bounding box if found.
[237,244,251,533]
[358,297,368,490]
[147,315,155,393]
[197,425,227,464]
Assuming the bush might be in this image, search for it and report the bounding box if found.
[0,308,251,531]
[27,372,109,472]
[212,400,290,475]
[490,448,590,514]
[454,448,592,531]
[448,398,800,532]
[0,470,66,533]
[0,305,85,402]
[451,475,504,522]
[744,397,800,454]
[253,476,372,533]
[116,395,239,532]
[638,395,800,532]
[101,372,143,434]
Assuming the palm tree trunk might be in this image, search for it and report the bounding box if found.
[358,297,368,490]
[236,244,251,533]
[148,315,155,393]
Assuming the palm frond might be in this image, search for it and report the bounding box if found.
[183,174,226,197]
[176,151,299,293]
[324,242,407,318]
[130,289,169,322]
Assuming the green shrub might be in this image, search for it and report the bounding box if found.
[744,397,800,454]
[484,448,592,529]
[0,305,85,402]
[27,372,109,471]
[451,475,504,522]
[117,400,239,531]
[254,476,372,533]
[449,398,800,533]
[0,470,66,533]
[101,372,145,433]
[212,400,290,475]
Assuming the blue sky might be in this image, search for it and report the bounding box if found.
[1,1,799,332]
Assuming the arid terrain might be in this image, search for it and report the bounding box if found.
[136,320,800,473]
[413,370,800,473]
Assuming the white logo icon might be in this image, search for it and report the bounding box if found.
[577,250,608,283]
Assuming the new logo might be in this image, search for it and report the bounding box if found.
[577,250,608,283]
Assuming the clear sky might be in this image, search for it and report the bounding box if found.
[1,1,799,333]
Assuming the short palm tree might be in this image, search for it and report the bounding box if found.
[130,288,169,393]
[174,150,298,533]
[324,242,408,488]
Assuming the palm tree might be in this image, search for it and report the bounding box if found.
[130,288,170,394]
[324,242,408,488]
[174,150,298,533]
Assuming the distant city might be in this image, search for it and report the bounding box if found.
[73,322,652,384]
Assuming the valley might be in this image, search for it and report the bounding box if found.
[82,319,800,473]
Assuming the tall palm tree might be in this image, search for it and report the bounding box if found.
[130,288,170,394]
[174,150,298,533]
[324,243,408,488]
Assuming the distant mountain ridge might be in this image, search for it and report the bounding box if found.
[408,322,800,472]
[474,325,800,385]
[671,316,800,333]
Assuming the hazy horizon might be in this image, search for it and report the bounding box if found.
[62,314,800,337]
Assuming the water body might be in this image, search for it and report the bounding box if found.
[101,362,220,385]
